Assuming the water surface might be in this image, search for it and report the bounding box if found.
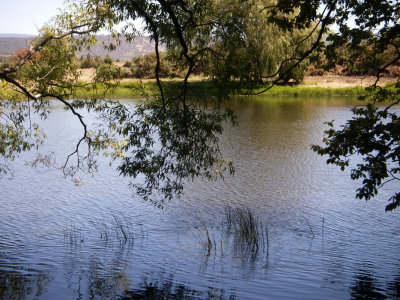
[0,96,399,299]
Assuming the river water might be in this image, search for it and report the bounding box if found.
[0,97,399,299]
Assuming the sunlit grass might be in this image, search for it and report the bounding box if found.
[71,78,367,99]
[260,85,366,96]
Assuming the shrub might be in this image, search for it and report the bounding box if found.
[103,55,113,65]
[0,55,11,63]
[11,48,40,64]
[307,65,325,76]
[95,63,121,81]
[120,67,133,78]
[279,60,309,83]
[80,57,101,69]
[0,60,11,70]
[123,61,132,68]
[130,52,186,79]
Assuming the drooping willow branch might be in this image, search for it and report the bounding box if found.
[45,94,92,175]
[251,1,337,95]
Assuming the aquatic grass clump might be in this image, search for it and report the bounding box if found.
[112,215,135,244]
[195,207,269,257]
[91,214,144,245]
[225,206,267,254]
[195,220,216,256]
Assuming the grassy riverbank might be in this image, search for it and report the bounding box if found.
[73,78,369,99]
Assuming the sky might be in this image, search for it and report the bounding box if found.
[0,0,353,36]
[0,0,65,35]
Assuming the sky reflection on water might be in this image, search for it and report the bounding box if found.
[0,97,399,299]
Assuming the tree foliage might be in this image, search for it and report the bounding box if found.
[199,0,316,83]
[130,52,188,79]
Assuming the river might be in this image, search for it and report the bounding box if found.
[0,96,399,299]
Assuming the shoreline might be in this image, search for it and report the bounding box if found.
[3,74,396,100]
[73,71,398,99]
[74,76,385,99]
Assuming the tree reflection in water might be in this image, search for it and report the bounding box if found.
[0,239,54,299]
[120,274,236,300]
[63,242,134,299]
[387,274,400,299]
[0,269,52,300]
[350,271,386,299]
[350,267,400,300]
[61,239,236,300]
[1,225,400,299]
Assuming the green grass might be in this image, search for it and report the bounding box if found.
[73,81,160,99]
[258,84,367,96]
[71,79,368,99]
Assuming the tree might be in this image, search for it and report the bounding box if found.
[0,0,399,209]
[199,0,315,84]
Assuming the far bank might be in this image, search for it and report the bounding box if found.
[73,74,397,99]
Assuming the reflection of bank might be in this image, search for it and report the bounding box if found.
[59,228,236,299]
[62,240,133,299]
[350,267,400,299]
[121,274,235,300]
[0,266,53,299]
[62,241,235,300]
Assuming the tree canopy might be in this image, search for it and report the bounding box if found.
[0,0,399,209]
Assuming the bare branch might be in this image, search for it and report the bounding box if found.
[43,94,91,175]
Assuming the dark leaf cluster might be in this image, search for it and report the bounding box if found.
[312,90,400,210]
[110,100,236,206]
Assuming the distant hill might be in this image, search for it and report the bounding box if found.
[79,35,161,61]
[0,34,33,38]
[0,37,32,56]
[0,35,161,61]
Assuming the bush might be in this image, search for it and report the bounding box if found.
[129,52,186,79]
[11,48,40,63]
[80,57,101,69]
[278,60,308,83]
[103,55,113,65]
[95,63,121,81]
[0,60,11,70]
[0,55,10,63]
[123,61,132,68]
[307,65,325,76]
[120,67,133,78]
[325,43,400,76]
